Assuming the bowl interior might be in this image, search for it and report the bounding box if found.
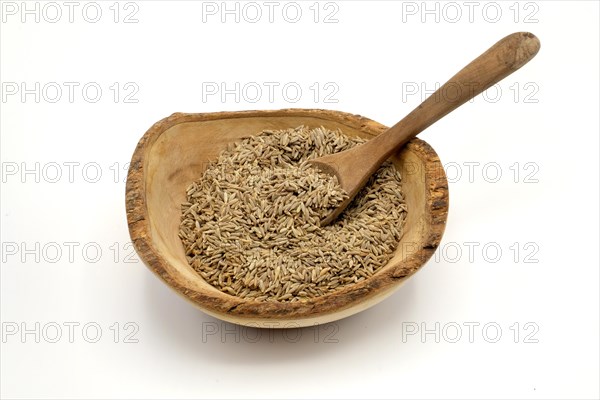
[128,110,448,326]
[146,116,425,293]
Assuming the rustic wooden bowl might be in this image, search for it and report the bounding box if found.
[126,109,448,327]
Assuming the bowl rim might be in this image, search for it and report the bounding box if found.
[126,108,448,322]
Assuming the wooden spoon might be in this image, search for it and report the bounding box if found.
[311,32,540,225]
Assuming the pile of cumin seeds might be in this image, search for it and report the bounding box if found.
[178,126,408,302]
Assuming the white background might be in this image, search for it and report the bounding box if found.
[1,1,599,399]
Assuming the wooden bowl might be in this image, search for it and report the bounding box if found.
[126,109,448,327]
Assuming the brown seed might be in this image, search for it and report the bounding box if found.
[179,126,407,302]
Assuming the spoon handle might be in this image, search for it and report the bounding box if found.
[375,32,540,159]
